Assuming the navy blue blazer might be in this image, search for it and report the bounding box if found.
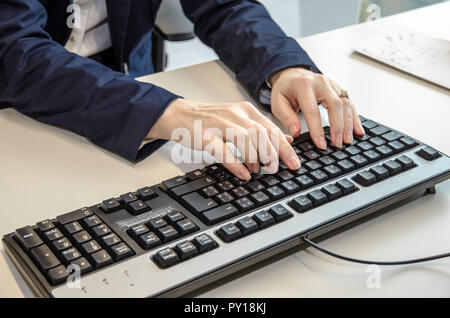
[0,0,318,162]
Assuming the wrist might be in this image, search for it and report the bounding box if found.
[147,98,185,140]
[268,66,315,87]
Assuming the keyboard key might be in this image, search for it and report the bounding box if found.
[344,146,361,156]
[296,175,315,189]
[310,169,328,183]
[56,207,93,225]
[362,120,377,130]
[231,177,249,186]
[253,211,275,228]
[337,159,355,172]
[396,155,415,169]
[353,171,377,186]
[355,133,370,141]
[217,223,242,242]
[215,192,234,204]
[318,155,335,166]
[376,145,394,158]
[72,230,92,245]
[381,131,402,142]
[236,217,259,235]
[322,184,342,200]
[110,243,133,261]
[147,217,168,231]
[369,136,386,147]
[369,125,390,136]
[64,221,83,235]
[331,151,348,161]
[175,218,198,236]
[350,154,368,167]
[265,185,286,200]
[304,150,320,160]
[43,228,64,242]
[307,189,328,206]
[277,170,295,181]
[234,196,255,211]
[165,209,185,223]
[416,146,441,161]
[174,241,199,260]
[128,200,149,215]
[323,164,342,178]
[357,141,373,151]
[83,215,102,228]
[369,165,389,181]
[91,250,113,269]
[137,187,157,200]
[202,203,239,225]
[92,224,111,237]
[269,204,292,222]
[100,198,121,213]
[70,257,92,275]
[182,192,218,213]
[192,234,218,253]
[101,233,121,247]
[61,248,81,264]
[170,176,215,198]
[299,142,314,152]
[232,186,250,198]
[400,136,418,148]
[36,220,54,232]
[186,169,205,181]
[201,186,219,198]
[280,180,300,194]
[160,176,186,191]
[250,191,271,206]
[81,240,102,254]
[336,178,357,195]
[30,245,60,272]
[261,176,280,187]
[52,237,72,252]
[305,160,322,170]
[289,195,313,213]
[153,248,180,268]
[127,224,149,240]
[120,192,138,204]
[47,265,69,285]
[363,150,381,162]
[293,166,309,176]
[137,232,161,250]
[388,140,406,153]
[382,160,402,175]
[14,226,43,251]
[247,181,265,192]
[156,225,179,243]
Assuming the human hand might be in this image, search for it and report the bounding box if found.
[147,98,300,180]
[269,67,365,149]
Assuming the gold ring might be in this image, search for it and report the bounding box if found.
[338,89,349,99]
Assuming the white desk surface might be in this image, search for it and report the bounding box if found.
[1,3,449,298]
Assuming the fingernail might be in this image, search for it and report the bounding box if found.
[289,154,300,169]
[335,132,343,148]
[289,124,297,136]
[266,161,279,174]
[248,163,259,173]
[344,131,353,144]
[360,124,365,135]
[318,135,327,150]
[240,167,251,180]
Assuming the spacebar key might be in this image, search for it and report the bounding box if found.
[170,177,215,198]
[202,204,239,225]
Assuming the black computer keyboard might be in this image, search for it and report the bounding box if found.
[2,116,449,297]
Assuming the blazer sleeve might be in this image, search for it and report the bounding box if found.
[180,0,320,105]
[0,0,180,162]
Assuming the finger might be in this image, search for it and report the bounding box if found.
[327,80,354,144]
[297,88,327,149]
[350,103,365,136]
[271,93,302,137]
[224,123,260,173]
[317,81,344,148]
[252,112,301,170]
[205,137,251,180]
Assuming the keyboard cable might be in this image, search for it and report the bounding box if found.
[302,236,450,265]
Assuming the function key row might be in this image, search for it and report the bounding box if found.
[99,186,158,215]
[216,204,293,243]
[126,209,198,250]
[152,233,218,269]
